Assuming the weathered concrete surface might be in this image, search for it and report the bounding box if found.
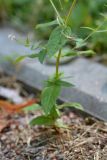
[0,27,107,121]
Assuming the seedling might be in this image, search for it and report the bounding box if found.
[16,0,95,128]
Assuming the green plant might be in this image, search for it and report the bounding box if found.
[15,0,96,128]
[1,0,107,54]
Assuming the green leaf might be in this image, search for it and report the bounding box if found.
[95,30,107,33]
[50,106,60,119]
[15,53,39,63]
[15,55,27,63]
[44,78,74,88]
[46,26,71,57]
[62,51,78,57]
[31,42,41,50]
[78,50,95,56]
[23,104,41,112]
[36,20,58,29]
[16,37,30,47]
[38,49,47,64]
[41,85,61,115]
[62,26,72,38]
[61,50,95,57]
[30,115,54,126]
[25,36,30,47]
[75,38,86,48]
[58,102,83,110]
[81,26,95,31]
[57,80,74,87]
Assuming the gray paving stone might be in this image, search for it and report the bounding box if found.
[0,27,107,121]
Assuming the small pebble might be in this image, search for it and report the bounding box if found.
[1,135,7,141]
[18,125,24,131]
[10,124,17,130]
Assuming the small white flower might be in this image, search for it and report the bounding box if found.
[8,33,16,41]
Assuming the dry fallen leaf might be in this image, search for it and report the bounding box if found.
[0,99,39,113]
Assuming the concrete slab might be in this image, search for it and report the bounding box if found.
[0,27,107,121]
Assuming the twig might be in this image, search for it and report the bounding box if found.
[74,137,95,147]
[94,150,100,160]
[69,123,97,146]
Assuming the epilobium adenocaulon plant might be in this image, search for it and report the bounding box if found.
[16,0,95,128]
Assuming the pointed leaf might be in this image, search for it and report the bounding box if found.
[58,102,83,110]
[36,20,58,29]
[81,27,95,31]
[62,50,95,57]
[47,26,71,57]
[16,37,30,47]
[38,49,47,63]
[78,50,95,56]
[15,55,27,63]
[75,38,86,48]
[45,79,74,88]
[23,104,41,112]
[62,51,78,57]
[62,26,72,38]
[57,80,74,87]
[15,53,39,63]
[41,85,61,115]
[31,42,41,50]
[30,115,54,126]
[50,106,60,119]
[25,36,30,47]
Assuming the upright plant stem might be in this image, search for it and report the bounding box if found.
[65,0,77,25]
[49,0,62,22]
[55,0,77,78]
[56,49,61,78]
